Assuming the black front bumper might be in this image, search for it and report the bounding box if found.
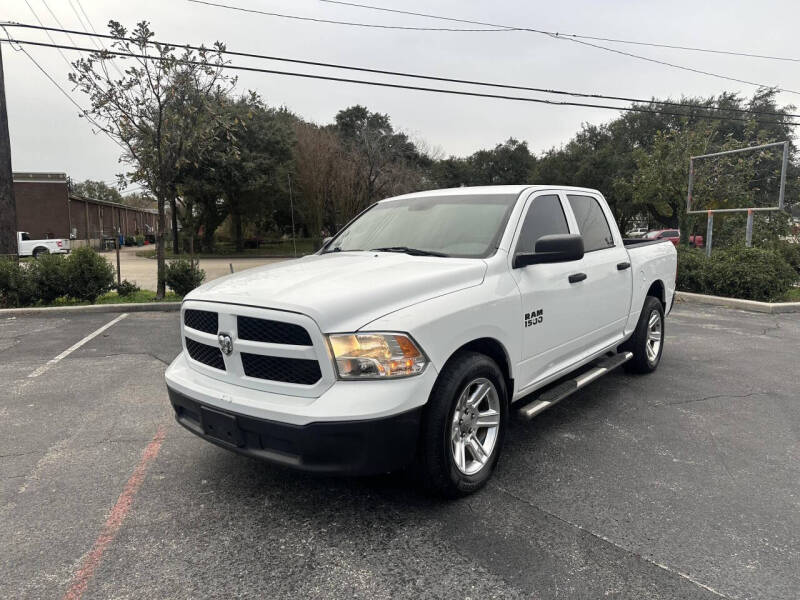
[168,387,422,476]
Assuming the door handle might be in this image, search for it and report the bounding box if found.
[568,273,587,284]
[617,262,631,270]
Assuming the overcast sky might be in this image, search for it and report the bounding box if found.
[3,0,799,193]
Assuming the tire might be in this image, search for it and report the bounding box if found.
[622,295,664,374]
[416,351,508,497]
[32,247,49,259]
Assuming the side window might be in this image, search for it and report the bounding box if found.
[567,195,615,252]
[21,233,31,241]
[515,194,569,254]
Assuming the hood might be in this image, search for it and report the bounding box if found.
[186,251,487,332]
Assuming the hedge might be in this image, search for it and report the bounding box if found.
[0,247,115,308]
[677,246,798,302]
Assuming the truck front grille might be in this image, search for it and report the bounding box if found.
[181,301,335,397]
[184,309,218,334]
[241,353,322,384]
[185,337,225,371]
[237,316,312,345]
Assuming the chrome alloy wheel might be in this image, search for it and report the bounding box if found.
[450,378,501,476]
[645,309,662,364]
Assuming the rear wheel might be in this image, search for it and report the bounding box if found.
[32,247,49,259]
[416,351,507,497]
[623,295,664,374]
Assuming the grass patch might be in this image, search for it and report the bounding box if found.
[780,287,800,302]
[135,239,317,259]
[43,290,181,307]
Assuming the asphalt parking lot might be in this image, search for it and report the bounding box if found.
[1,304,798,599]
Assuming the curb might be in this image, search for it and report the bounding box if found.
[675,291,800,314]
[0,302,181,318]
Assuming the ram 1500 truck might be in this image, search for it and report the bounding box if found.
[17,232,70,258]
[166,186,677,496]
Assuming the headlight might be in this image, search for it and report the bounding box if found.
[328,332,428,379]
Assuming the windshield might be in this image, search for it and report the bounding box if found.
[644,231,660,239]
[324,193,519,258]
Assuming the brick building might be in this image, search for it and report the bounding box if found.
[13,172,158,246]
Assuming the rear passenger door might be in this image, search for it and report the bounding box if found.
[565,193,632,355]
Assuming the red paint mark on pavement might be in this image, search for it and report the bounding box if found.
[62,425,167,600]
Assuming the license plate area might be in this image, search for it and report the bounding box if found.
[200,407,245,447]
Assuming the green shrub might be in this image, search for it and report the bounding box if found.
[0,260,37,307]
[65,246,116,303]
[767,240,800,276]
[116,279,141,297]
[677,245,796,302]
[28,254,70,304]
[165,259,205,297]
[676,247,708,293]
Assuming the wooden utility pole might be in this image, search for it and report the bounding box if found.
[0,44,18,258]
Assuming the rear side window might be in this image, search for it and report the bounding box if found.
[21,232,31,241]
[567,195,615,252]
[663,230,679,237]
[515,195,569,254]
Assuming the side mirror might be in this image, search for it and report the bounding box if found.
[513,234,584,268]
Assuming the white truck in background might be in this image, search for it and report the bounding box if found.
[165,185,677,496]
[17,232,70,258]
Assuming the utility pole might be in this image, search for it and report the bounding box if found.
[0,44,18,258]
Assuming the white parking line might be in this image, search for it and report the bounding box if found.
[27,313,129,379]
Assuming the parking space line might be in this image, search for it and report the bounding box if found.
[62,425,167,600]
[27,313,129,379]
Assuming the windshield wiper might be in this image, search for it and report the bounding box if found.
[370,246,448,257]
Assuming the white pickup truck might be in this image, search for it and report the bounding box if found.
[17,232,70,258]
[166,185,677,496]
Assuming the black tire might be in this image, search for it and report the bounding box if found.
[622,295,664,374]
[32,247,49,259]
[416,351,508,497]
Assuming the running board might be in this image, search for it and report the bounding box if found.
[517,352,633,420]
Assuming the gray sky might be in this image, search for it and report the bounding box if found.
[4,0,799,194]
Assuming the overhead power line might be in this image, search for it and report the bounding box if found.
[0,31,125,149]
[2,36,796,128]
[186,0,511,31]
[314,0,800,95]
[4,23,799,120]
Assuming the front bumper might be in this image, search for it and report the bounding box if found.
[168,387,422,475]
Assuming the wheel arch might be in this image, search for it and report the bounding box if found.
[32,246,49,256]
[445,337,514,401]
[646,279,666,308]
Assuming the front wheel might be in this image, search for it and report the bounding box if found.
[416,351,507,497]
[623,295,664,374]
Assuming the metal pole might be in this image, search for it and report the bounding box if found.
[778,141,789,210]
[115,209,121,284]
[745,209,754,247]
[705,211,714,257]
[686,158,694,214]
[287,174,297,257]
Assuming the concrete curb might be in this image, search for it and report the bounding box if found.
[0,302,181,318]
[675,291,800,314]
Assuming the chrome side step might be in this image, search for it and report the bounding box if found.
[517,352,633,420]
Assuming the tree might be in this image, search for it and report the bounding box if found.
[70,21,234,297]
[71,180,123,203]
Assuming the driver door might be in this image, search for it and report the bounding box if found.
[510,191,587,393]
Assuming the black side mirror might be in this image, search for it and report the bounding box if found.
[513,234,584,268]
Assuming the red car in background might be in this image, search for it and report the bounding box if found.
[645,229,704,248]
